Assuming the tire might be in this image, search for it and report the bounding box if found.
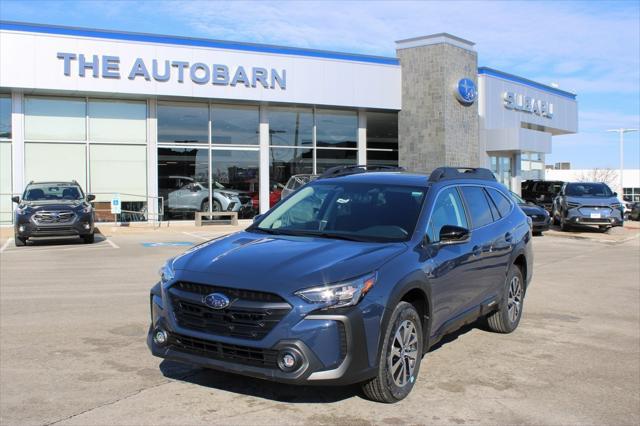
[14,235,26,247]
[487,265,525,333]
[83,233,95,244]
[552,209,560,226]
[362,301,423,403]
[532,231,542,237]
[201,200,222,212]
[560,217,571,232]
[598,225,610,233]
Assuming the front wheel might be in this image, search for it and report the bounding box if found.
[83,233,95,244]
[361,301,423,403]
[487,265,525,333]
[14,235,26,247]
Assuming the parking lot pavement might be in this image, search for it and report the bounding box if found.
[0,228,638,425]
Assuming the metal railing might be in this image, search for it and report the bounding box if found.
[1,192,164,228]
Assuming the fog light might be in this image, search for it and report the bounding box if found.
[277,348,303,372]
[83,223,91,230]
[18,225,25,232]
[153,329,168,346]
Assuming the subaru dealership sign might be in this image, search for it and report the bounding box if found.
[503,91,554,118]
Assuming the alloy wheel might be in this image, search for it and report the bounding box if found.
[388,320,419,387]
[507,276,523,323]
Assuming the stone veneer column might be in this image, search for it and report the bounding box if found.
[396,34,479,174]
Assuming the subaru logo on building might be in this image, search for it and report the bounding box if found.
[455,78,477,104]
[203,293,230,310]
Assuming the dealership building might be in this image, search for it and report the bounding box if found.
[0,21,578,223]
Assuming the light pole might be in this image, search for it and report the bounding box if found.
[606,128,638,196]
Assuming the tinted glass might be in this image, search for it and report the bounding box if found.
[270,148,313,187]
[487,188,513,218]
[316,109,357,148]
[367,112,398,150]
[429,187,468,242]
[565,183,613,197]
[460,186,494,228]
[158,102,208,144]
[0,95,10,139]
[510,191,525,204]
[25,97,86,141]
[539,182,563,194]
[255,182,426,242]
[212,105,259,145]
[24,183,83,201]
[89,99,146,143]
[268,107,313,147]
[316,149,357,173]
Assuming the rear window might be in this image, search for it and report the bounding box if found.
[487,188,512,218]
[460,186,494,228]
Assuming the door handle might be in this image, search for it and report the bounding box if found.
[472,245,482,256]
[505,232,513,242]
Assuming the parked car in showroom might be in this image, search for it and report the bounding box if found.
[281,174,319,199]
[12,181,96,246]
[521,179,564,212]
[250,181,285,210]
[510,191,550,235]
[148,166,533,403]
[159,176,250,217]
[552,182,623,232]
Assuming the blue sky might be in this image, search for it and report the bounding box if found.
[1,0,638,169]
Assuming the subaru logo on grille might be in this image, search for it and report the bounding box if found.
[203,293,230,310]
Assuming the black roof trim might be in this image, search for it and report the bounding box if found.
[428,167,496,183]
[319,165,405,179]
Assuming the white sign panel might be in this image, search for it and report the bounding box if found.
[110,195,121,214]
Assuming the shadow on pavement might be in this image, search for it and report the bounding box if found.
[21,230,107,247]
[159,360,360,403]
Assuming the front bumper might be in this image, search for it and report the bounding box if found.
[564,207,623,227]
[147,285,376,385]
[15,212,94,238]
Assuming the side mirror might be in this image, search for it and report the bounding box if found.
[11,196,20,204]
[439,225,470,244]
[253,213,263,223]
[190,184,200,192]
[86,194,96,202]
[613,192,618,197]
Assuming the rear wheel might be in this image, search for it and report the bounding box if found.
[362,301,423,403]
[487,265,525,333]
[14,235,26,247]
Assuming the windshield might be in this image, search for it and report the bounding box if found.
[252,182,426,242]
[565,183,613,197]
[539,182,563,193]
[510,191,525,204]
[23,184,84,201]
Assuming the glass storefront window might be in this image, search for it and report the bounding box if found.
[367,112,398,150]
[269,147,313,188]
[490,155,512,189]
[366,150,399,167]
[158,147,209,220]
[158,102,208,144]
[0,95,11,139]
[316,109,357,148]
[268,107,313,147]
[316,149,357,173]
[521,151,545,180]
[25,97,86,141]
[25,142,86,186]
[623,187,640,202]
[212,149,260,215]
[89,99,146,143]
[0,142,11,223]
[212,104,259,145]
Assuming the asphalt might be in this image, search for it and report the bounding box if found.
[0,225,638,425]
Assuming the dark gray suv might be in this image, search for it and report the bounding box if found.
[552,182,623,232]
[12,181,96,246]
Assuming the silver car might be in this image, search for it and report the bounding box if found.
[281,174,319,200]
[164,176,245,214]
[552,182,623,232]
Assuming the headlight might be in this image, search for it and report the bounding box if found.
[295,273,377,309]
[79,204,92,213]
[16,205,29,215]
[219,191,237,200]
[567,202,581,208]
[610,203,622,209]
[158,259,176,286]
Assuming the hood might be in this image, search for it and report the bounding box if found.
[171,231,407,294]
[566,196,618,207]
[519,203,547,216]
[21,200,85,210]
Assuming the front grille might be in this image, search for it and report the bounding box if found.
[32,226,77,235]
[170,333,278,368]
[169,282,291,340]
[578,206,612,215]
[33,211,75,225]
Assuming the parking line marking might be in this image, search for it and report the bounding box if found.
[0,238,13,253]
[105,238,120,249]
[182,231,210,241]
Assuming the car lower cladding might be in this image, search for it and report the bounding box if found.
[147,169,532,397]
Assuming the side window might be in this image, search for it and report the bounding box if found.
[487,188,512,218]
[428,187,469,242]
[460,186,494,228]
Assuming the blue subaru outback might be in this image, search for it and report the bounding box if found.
[148,166,533,403]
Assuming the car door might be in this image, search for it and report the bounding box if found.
[485,187,519,294]
[458,186,503,309]
[422,186,476,336]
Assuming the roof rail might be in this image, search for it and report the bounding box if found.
[319,164,405,179]
[428,167,496,183]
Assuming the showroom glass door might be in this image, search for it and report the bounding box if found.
[490,155,512,189]
[210,148,259,218]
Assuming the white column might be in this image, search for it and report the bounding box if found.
[11,90,24,195]
[357,110,367,165]
[146,98,159,221]
[259,105,270,214]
